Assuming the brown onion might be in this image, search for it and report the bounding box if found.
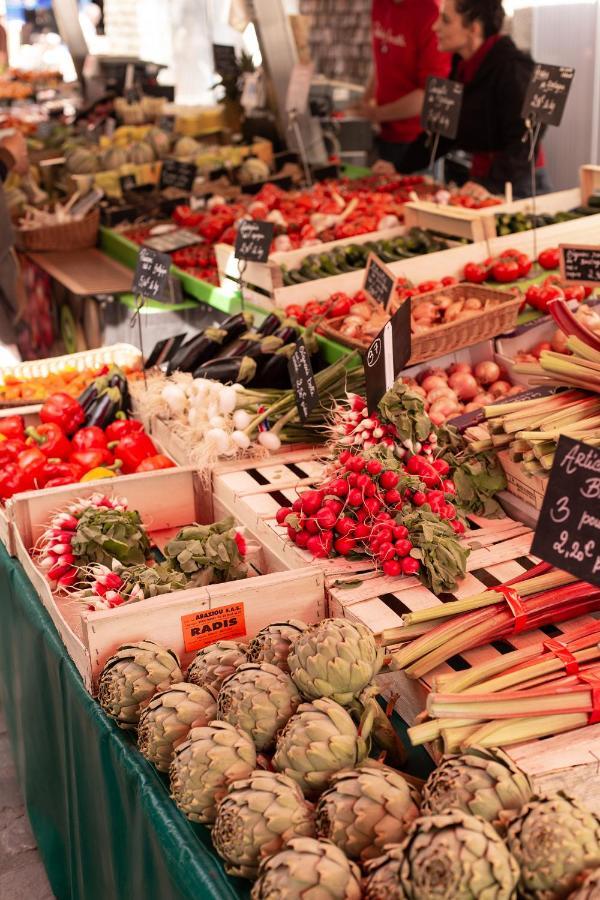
[473,360,500,385]
[489,380,511,397]
[448,372,479,400]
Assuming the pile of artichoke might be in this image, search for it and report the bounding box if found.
[96,621,600,899]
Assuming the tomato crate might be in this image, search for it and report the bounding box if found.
[326,515,600,811]
[10,467,327,692]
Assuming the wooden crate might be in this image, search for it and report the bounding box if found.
[497,448,547,511]
[580,164,600,205]
[10,467,327,691]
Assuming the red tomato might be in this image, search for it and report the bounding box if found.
[285,304,306,323]
[538,247,560,270]
[329,296,352,318]
[417,280,443,294]
[491,260,521,283]
[463,262,488,284]
[564,285,586,302]
[441,276,457,286]
[304,301,326,318]
[534,284,565,312]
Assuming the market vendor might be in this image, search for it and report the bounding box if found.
[0,131,28,352]
[386,0,551,198]
[359,0,451,171]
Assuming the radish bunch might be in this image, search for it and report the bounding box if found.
[331,394,399,451]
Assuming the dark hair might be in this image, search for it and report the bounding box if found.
[455,0,505,38]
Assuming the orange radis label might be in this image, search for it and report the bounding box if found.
[181,602,246,653]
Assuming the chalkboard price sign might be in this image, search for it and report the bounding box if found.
[522,63,575,126]
[160,159,198,192]
[364,299,412,414]
[119,173,137,193]
[288,339,319,422]
[234,219,274,264]
[531,435,600,587]
[132,247,171,302]
[213,44,238,79]
[560,244,600,286]
[363,253,396,309]
[143,228,202,253]
[421,76,464,140]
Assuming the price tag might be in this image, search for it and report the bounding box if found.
[421,76,463,140]
[159,159,198,192]
[288,339,319,422]
[181,602,246,653]
[363,253,396,310]
[119,173,137,193]
[234,219,274,264]
[286,61,315,115]
[213,43,238,79]
[132,247,171,301]
[522,64,575,126]
[560,244,600,286]
[143,228,202,253]
[531,435,600,587]
[364,300,412,414]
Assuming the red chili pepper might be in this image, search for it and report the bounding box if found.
[135,454,176,473]
[26,424,71,460]
[0,437,27,464]
[0,462,33,499]
[40,392,86,435]
[112,432,157,473]
[0,415,25,440]
[104,418,144,443]
[40,460,84,487]
[69,448,113,471]
[70,426,108,453]
[17,447,47,483]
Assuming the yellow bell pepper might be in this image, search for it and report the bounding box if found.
[80,467,117,482]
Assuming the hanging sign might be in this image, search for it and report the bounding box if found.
[132,247,171,302]
[288,339,319,422]
[521,64,575,126]
[364,301,412,414]
[560,244,600,286]
[234,219,274,263]
[421,76,463,140]
[363,253,396,310]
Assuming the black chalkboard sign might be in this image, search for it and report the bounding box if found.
[160,159,198,192]
[560,244,600,285]
[143,228,202,253]
[132,247,171,302]
[363,253,396,309]
[364,300,412,414]
[213,44,238,78]
[522,64,575,126]
[119,173,137,193]
[531,435,600,587]
[421,76,464,140]
[234,219,274,264]
[288,339,319,423]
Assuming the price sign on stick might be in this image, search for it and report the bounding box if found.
[288,339,319,422]
[531,436,600,587]
[363,253,396,310]
[144,228,202,253]
[364,300,412,414]
[560,244,600,286]
[421,76,464,140]
[234,219,274,264]
[160,159,198,192]
[213,44,238,79]
[522,64,575,126]
[132,247,171,302]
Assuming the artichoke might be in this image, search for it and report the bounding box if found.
[421,746,533,831]
[163,517,248,586]
[137,683,218,772]
[568,868,600,899]
[315,761,421,862]
[288,618,383,706]
[217,662,301,751]
[251,837,362,899]
[187,640,248,693]
[97,641,183,729]
[246,619,308,672]
[170,721,256,824]
[72,505,151,568]
[212,770,315,879]
[363,810,519,900]
[505,792,600,899]
[272,697,371,797]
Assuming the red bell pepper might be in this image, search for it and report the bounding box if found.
[0,415,25,440]
[112,432,157,473]
[41,461,84,487]
[0,438,27,464]
[104,418,144,443]
[135,454,176,472]
[0,463,33,499]
[17,447,47,484]
[26,424,71,460]
[40,392,86,435]
[70,426,108,453]
[69,448,113,472]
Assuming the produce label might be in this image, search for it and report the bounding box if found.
[159,159,198,192]
[364,300,412,414]
[560,244,600,285]
[213,43,238,79]
[143,228,202,253]
[132,246,171,301]
[363,253,396,309]
[119,173,137,193]
[288,339,319,422]
[522,63,575,126]
[531,435,600,587]
[234,219,274,263]
[181,603,246,653]
[421,76,463,140]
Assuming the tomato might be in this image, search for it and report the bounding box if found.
[564,285,586,302]
[285,304,306,323]
[538,247,560,270]
[304,301,326,319]
[417,280,443,294]
[463,262,488,284]
[441,276,457,286]
[534,284,565,312]
[328,294,352,318]
[491,260,521,283]
[525,284,541,308]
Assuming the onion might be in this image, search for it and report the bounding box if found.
[489,380,511,397]
[421,374,449,393]
[474,392,494,405]
[448,372,479,400]
[231,430,251,449]
[205,428,230,454]
[161,383,187,415]
[508,385,525,396]
[233,409,252,430]
[551,329,569,353]
[209,415,226,428]
[258,431,282,451]
[448,361,473,375]
[378,214,400,230]
[219,386,237,415]
[427,387,458,404]
[464,297,483,310]
[463,401,482,412]
[429,398,461,425]
[474,361,500,385]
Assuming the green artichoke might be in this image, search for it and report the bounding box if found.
[567,868,600,899]
[137,682,218,772]
[163,517,248,586]
[505,792,600,899]
[72,506,151,568]
[217,662,301,751]
[170,721,256,824]
[212,770,315,879]
[315,761,421,862]
[251,837,362,899]
[421,746,533,831]
[97,640,183,729]
[186,640,248,693]
[246,619,308,672]
[272,697,371,797]
[363,810,519,900]
[288,618,383,707]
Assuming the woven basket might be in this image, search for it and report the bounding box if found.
[15,208,100,252]
[321,283,521,365]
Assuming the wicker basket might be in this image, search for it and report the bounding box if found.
[15,208,100,252]
[321,283,522,365]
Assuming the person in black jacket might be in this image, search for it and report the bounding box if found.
[383,0,551,198]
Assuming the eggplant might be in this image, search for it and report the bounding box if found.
[192,355,257,385]
[274,325,300,345]
[167,312,253,374]
[257,312,284,336]
[250,346,296,390]
[77,382,99,413]
[85,387,121,428]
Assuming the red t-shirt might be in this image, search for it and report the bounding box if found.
[372,0,450,144]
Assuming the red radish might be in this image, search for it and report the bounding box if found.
[335,536,356,555]
[383,559,403,577]
[330,479,349,498]
[451,519,466,534]
[305,518,319,535]
[413,491,427,506]
[295,530,310,549]
[373,526,393,543]
[448,372,479,400]
[393,525,409,540]
[324,498,344,516]
[432,459,450,476]
[287,526,298,541]
[348,488,363,506]
[315,507,337,530]
[363,497,382,517]
[401,557,420,576]
[335,516,355,536]
[443,479,456,494]
[395,539,412,557]
[380,470,399,489]
[354,523,371,539]
[530,341,552,360]
[276,507,291,525]
[385,489,402,505]
[377,542,396,562]
[299,490,325,515]
[366,459,382,475]
[48,562,73,581]
[292,499,302,512]
[474,360,500,385]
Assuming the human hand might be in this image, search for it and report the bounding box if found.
[0,131,28,175]
[372,159,396,177]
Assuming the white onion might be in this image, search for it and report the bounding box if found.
[206,428,230,454]
[231,430,251,449]
[209,415,226,428]
[191,378,210,397]
[233,409,252,430]
[219,386,237,415]
[258,431,281,451]
[377,214,400,230]
[161,383,187,415]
